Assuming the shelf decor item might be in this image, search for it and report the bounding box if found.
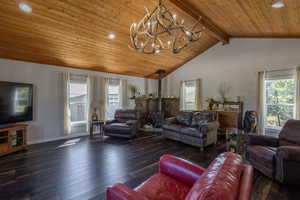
[129,0,205,54]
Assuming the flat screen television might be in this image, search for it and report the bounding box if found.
[0,81,33,125]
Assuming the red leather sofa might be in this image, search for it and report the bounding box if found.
[107,152,253,200]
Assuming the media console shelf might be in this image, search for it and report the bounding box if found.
[0,124,27,156]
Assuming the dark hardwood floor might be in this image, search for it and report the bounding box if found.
[0,133,299,200]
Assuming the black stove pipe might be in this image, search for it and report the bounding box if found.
[155,69,166,112]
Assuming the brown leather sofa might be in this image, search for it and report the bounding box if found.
[103,109,139,138]
[162,111,219,151]
[246,119,300,184]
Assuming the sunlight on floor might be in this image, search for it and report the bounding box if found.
[57,138,81,148]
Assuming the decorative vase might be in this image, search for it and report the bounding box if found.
[92,108,98,121]
[220,97,225,103]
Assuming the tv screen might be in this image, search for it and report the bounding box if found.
[0,81,33,125]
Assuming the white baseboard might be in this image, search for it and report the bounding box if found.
[28,132,89,145]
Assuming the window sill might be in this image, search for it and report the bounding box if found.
[71,121,87,127]
[265,126,282,131]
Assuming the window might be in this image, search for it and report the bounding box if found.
[107,79,121,120]
[182,80,197,110]
[264,77,296,132]
[69,77,88,125]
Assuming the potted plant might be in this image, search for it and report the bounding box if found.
[130,85,139,99]
[218,82,231,103]
[205,98,213,110]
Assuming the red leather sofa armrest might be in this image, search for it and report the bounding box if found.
[238,164,254,200]
[159,154,206,187]
[107,183,148,200]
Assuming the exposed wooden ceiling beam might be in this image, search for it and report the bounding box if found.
[233,35,300,39]
[169,0,230,45]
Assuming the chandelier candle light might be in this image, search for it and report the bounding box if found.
[129,0,205,54]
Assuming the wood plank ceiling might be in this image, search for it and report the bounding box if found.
[0,0,299,78]
[186,0,300,37]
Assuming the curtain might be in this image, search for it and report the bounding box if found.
[195,79,202,110]
[63,72,71,135]
[87,75,95,131]
[257,71,265,134]
[98,77,108,120]
[179,81,184,110]
[144,78,149,95]
[121,79,128,109]
[89,76,108,121]
[296,67,300,120]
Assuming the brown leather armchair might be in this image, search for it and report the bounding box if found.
[246,119,300,184]
[103,109,139,138]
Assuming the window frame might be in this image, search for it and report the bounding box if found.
[264,77,296,131]
[69,77,89,126]
[182,80,197,110]
[107,79,121,120]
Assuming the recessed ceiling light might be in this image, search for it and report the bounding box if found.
[18,2,32,13]
[107,33,116,39]
[272,1,285,8]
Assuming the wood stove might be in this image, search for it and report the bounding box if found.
[135,70,179,128]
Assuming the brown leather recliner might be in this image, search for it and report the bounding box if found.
[103,109,139,138]
[246,119,300,184]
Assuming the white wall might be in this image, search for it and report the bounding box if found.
[164,39,300,112]
[0,59,157,144]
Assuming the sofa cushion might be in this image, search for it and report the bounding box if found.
[181,127,204,138]
[115,118,128,123]
[135,173,190,200]
[163,130,181,141]
[162,124,184,133]
[115,109,137,121]
[191,111,216,127]
[247,145,276,170]
[185,152,243,200]
[176,111,193,126]
[104,123,131,134]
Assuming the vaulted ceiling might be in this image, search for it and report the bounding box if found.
[0,0,299,79]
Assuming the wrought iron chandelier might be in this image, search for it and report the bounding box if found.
[129,0,205,54]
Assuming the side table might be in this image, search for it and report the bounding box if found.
[89,120,105,139]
